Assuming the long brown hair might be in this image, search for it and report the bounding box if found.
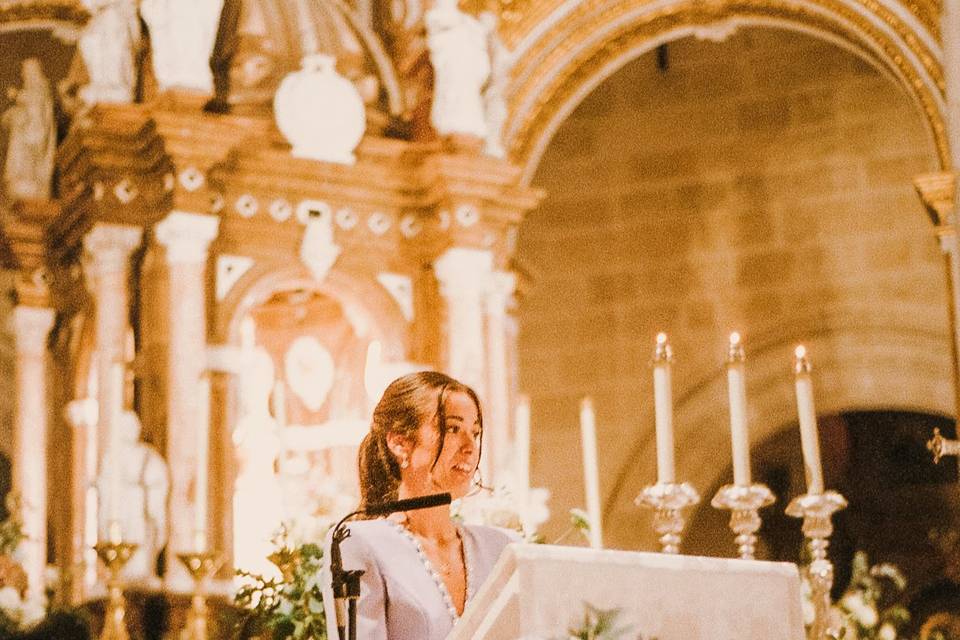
[357,371,483,511]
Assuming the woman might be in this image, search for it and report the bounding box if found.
[323,371,519,639]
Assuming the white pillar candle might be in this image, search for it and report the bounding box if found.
[652,333,676,484]
[108,520,122,545]
[241,316,256,353]
[794,346,824,495]
[579,397,603,549]
[484,272,516,486]
[726,333,752,486]
[107,362,125,525]
[514,395,531,504]
[194,374,211,548]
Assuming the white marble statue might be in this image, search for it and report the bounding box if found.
[96,411,169,584]
[426,0,491,138]
[232,347,284,579]
[1,59,56,201]
[480,11,508,158]
[140,0,225,94]
[78,0,140,104]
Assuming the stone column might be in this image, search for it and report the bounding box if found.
[82,223,143,535]
[941,0,960,411]
[434,248,493,477]
[914,172,960,415]
[153,211,220,590]
[483,271,517,485]
[63,398,99,601]
[943,0,960,168]
[10,305,54,599]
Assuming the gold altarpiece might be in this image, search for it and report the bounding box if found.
[2,0,955,620]
[3,94,541,602]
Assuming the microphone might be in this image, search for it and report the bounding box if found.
[331,492,453,640]
[362,492,452,516]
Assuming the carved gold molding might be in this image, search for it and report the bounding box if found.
[502,0,940,48]
[505,0,949,173]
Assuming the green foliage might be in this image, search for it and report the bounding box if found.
[0,609,20,640]
[829,551,910,640]
[548,509,594,546]
[234,533,327,640]
[0,496,25,557]
[17,608,91,640]
[558,603,656,640]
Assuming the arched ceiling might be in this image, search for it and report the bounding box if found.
[499,0,949,179]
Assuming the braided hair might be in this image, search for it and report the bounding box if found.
[357,371,483,512]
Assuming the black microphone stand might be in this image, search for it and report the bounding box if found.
[331,509,365,640]
[330,492,452,640]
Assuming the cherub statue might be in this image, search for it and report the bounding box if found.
[426,0,491,138]
[480,11,509,158]
[140,0,225,93]
[232,347,284,577]
[77,0,140,104]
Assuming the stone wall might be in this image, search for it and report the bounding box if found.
[516,27,951,552]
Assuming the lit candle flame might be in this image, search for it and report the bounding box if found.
[654,332,672,362]
[193,530,208,552]
[109,520,122,545]
[794,345,812,374]
[727,332,745,363]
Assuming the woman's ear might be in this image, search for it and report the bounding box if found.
[385,432,409,462]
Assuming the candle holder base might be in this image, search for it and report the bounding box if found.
[94,540,138,640]
[710,483,776,560]
[635,482,700,554]
[786,491,847,640]
[176,550,222,640]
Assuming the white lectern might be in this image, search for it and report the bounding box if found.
[449,544,805,640]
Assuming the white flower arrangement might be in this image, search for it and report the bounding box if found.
[453,471,551,541]
[0,585,45,631]
[801,551,910,640]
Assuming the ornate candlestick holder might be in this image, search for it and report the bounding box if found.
[710,483,776,560]
[93,539,138,640]
[635,482,701,554]
[928,427,960,464]
[176,549,222,640]
[786,491,847,640]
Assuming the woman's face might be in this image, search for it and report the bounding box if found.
[403,390,481,500]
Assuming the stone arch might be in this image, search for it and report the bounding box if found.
[213,259,409,359]
[0,2,88,35]
[503,0,948,182]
